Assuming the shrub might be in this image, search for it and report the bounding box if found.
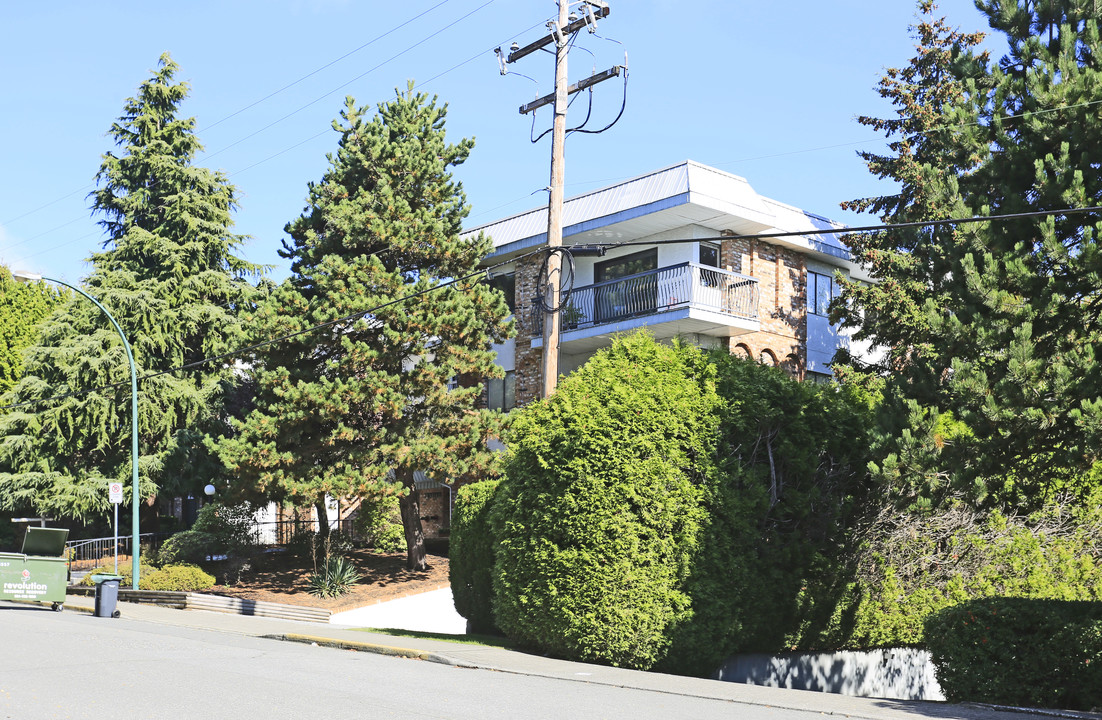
[141,564,216,592]
[801,497,1102,651]
[659,354,876,675]
[925,597,1102,710]
[492,333,719,669]
[79,563,157,587]
[307,555,362,598]
[355,494,406,553]
[157,529,217,565]
[449,480,500,633]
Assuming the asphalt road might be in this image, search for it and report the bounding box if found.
[2,603,825,720]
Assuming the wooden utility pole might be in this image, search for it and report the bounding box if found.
[542,0,569,398]
[504,1,616,398]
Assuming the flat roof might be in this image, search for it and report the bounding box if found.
[465,160,859,273]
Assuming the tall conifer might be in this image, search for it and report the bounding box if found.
[218,87,512,570]
[836,1,1102,510]
[0,54,260,521]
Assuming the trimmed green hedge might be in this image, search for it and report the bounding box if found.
[142,564,216,592]
[925,597,1102,710]
[449,480,500,633]
[492,334,719,669]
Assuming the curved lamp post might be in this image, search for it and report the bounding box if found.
[14,272,141,589]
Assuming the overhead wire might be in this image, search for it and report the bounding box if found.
[2,1,511,263]
[9,204,1102,413]
[0,246,544,412]
[200,0,454,134]
[199,0,499,165]
[1,1,460,229]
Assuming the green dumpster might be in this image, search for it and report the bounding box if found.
[0,527,70,611]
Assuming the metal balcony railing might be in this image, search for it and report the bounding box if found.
[532,262,759,336]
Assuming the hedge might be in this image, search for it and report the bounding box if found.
[449,480,500,633]
[797,501,1102,652]
[142,564,216,592]
[925,597,1102,710]
[491,334,719,669]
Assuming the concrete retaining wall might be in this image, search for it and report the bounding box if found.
[715,648,944,701]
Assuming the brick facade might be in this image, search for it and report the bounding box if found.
[514,254,544,407]
[509,237,811,407]
[721,236,807,379]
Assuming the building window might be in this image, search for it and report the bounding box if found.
[486,370,515,412]
[807,271,839,316]
[595,248,658,282]
[487,272,516,314]
[760,349,778,366]
[700,243,720,268]
[594,249,658,322]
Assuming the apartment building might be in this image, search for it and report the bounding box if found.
[467,160,874,409]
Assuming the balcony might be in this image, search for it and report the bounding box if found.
[531,262,760,352]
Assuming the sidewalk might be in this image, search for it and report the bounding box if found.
[59,594,1097,720]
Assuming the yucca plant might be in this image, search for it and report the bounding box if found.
[307,555,362,598]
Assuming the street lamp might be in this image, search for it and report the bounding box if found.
[13,271,142,590]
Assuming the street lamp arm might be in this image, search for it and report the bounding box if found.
[12,272,142,590]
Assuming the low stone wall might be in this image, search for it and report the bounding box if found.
[715,648,944,701]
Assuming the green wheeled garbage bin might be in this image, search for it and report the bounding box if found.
[91,575,122,618]
[0,527,70,611]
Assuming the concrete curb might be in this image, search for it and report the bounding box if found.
[267,632,461,667]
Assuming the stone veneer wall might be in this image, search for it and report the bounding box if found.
[721,237,807,379]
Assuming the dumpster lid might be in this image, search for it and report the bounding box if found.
[21,527,69,556]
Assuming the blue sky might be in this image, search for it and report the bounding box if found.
[1,0,1000,285]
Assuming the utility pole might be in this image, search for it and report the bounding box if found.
[543,0,569,398]
[502,1,616,398]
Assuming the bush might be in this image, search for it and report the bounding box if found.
[925,597,1102,710]
[157,529,217,565]
[492,334,719,669]
[450,480,500,633]
[141,564,216,592]
[79,563,157,587]
[355,494,406,553]
[659,353,876,675]
[802,498,1102,651]
[307,555,362,598]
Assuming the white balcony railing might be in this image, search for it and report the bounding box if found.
[532,262,759,336]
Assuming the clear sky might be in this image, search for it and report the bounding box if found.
[1,0,1001,285]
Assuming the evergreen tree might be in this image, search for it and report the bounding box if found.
[218,86,512,571]
[0,54,260,521]
[0,267,65,397]
[836,1,1102,510]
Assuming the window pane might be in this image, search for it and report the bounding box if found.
[816,274,832,316]
[488,273,516,314]
[807,273,817,314]
[595,249,658,282]
[487,378,504,410]
[700,244,719,268]
[504,370,516,411]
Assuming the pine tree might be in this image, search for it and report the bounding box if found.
[0,54,260,521]
[218,86,512,570]
[0,267,65,397]
[836,1,1102,510]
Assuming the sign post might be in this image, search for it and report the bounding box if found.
[108,482,123,575]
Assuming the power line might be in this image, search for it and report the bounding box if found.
[1,0,458,229]
[578,205,1102,251]
[199,0,499,165]
[0,247,540,413]
[200,0,455,134]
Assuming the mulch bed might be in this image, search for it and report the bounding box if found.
[204,548,450,613]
